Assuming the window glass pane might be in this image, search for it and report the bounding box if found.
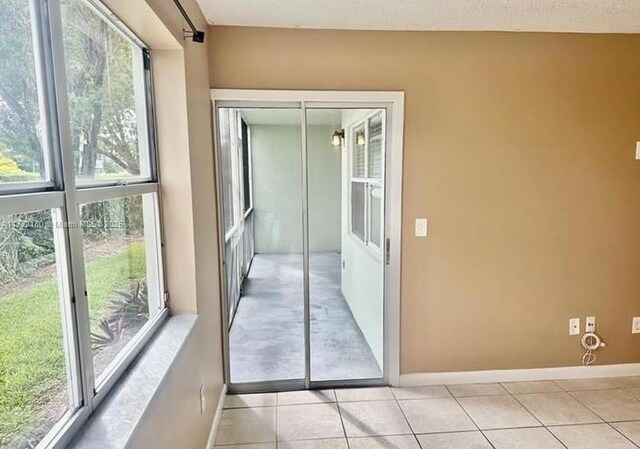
[351,181,365,241]
[0,211,72,447]
[0,0,48,183]
[61,0,150,182]
[219,108,234,233]
[368,113,383,179]
[369,184,382,247]
[241,120,251,213]
[80,193,163,383]
[352,123,365,178]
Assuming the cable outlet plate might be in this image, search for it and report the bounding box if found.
[585,316,596,333]
[569,318,580,336]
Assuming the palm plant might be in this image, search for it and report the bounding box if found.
[90,280,148,350]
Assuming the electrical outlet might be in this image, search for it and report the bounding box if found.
[199,384,206,415]
[569,318,580,336]
[636,142,640,160]
[633,317,640,334]
[585,316,596,333]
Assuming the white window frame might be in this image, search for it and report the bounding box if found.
[223,109,254,243]
[348,110,386,255]
[211,90,404,391]
[0,1,167,448]
[241,117,254,217]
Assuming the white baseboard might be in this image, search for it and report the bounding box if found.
[206,384,228,449]
[399,363,640,387]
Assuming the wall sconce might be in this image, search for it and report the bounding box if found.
[356,133,365,146]
[331,129,345,147]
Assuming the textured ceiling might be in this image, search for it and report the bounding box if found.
[196,0,640,33]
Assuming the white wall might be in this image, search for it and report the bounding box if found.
[340,110,384,368]
[308,126,342,252]
[251,124,341,253]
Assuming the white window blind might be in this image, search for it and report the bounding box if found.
[368,113,383,179]
[352,123,366,178]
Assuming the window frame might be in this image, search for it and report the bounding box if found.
[347,110,386,256]
[222,110,254,243]
[240,118,253,215]
[0,1,167,448]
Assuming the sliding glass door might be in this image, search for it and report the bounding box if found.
[215,103,388,391]
[306,107,386,384]
[217,107,305,387]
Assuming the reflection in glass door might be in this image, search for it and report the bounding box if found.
[217,107,305,385]
[307,108,386,383]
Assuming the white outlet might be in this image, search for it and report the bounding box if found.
[633,317,640,334]
[569,318,580,336]
[636,142,640,160]
[585,316,596,333]
[415,218,428,237]
[199,384,206,415]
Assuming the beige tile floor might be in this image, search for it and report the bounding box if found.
[214,377,640,449]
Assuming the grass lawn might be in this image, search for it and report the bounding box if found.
[0,241,145,447]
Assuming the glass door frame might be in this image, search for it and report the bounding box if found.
[212,91,404,394]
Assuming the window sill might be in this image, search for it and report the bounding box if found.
[68,314,198,449]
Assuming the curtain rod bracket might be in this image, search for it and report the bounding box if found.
[172,0,206,43]
[183,28,205,43]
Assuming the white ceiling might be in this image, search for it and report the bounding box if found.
[196,0,640,33]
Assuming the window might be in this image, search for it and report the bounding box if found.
[0,1,165,448]
[241,120,251,213]
[215,108,255,324]
[351,182,365,240]
[219,108,234,234]
[349,111,385,251]
[0,210,76,449]
[0,0,51,185]
[352,122,366,178]
[81,194,163,385]
[219,110,253,235]
[61,0,151,183]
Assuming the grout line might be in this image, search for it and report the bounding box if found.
[510,394,572,449]
[544,428,570,449]
[476,399,567,449]
[542,427,570,449]
[444,385,482,430]
[510,392,546,428]
[566,390,609,423]
[606,423,640,449]
[335,399,351,448]
[394,392,419,436]
[443,385,499,449]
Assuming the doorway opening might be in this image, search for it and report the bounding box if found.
[212,91,403,393]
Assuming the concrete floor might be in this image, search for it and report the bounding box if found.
[229,252,382,383]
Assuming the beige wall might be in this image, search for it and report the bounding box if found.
[209,26,640,374]
[102,1,224,447]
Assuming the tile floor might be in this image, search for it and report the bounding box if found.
[215,377,640,449]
